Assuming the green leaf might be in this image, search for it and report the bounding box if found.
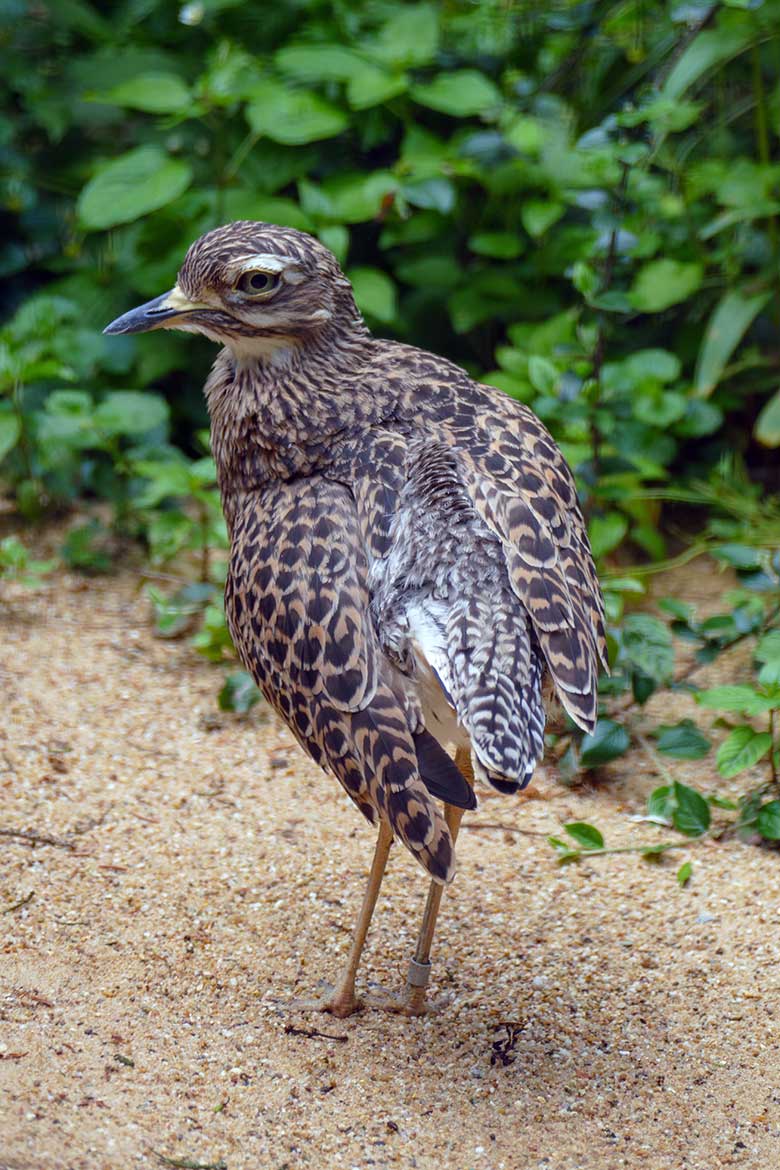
[221,190,313,232]
[395,256,461,288]
[94,391,169,437]
[676,399,723,437]
[77,147,192,230]
[347,66,407,110]
[95,72,190,114]
[504,115,544,153]
[672,781,711,837]
[756,801,780,840]
[0,407,21,463]
[275,44,365,82]
[521,201,564,238]
[321,171,398,223]
[755,388,780,448]
[246,84,348,145]
[630,259,703,313]
[655,720,711,760]
[759,662,780,688]
[694,287,771,397]
[412,70,501,117]
[662,23,755,101]
[317,225,349,264]
[468,232,523,259]
[716,726,773,778]
[370,4,440,68]
[37,390,98,449]
[622,614,674,683]
[756,631,780,665]
[348,267,397,323]
[528,355,558,394]
[219,671,261,714]
[61,519,112,574]
[697,685,776,716]
[275,43,407,109]
[589,513,628,559]
[624,349,682,384]
[709,794,738,810]
[402,178,455,214]
[677,860,693,887]
[647,784,675,822]
[711,544,764,570]
[564,822,605,849]
[634,389,687,428]
[580,719,631,767]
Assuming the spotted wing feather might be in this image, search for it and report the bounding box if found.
[224,476,458,881]
[452,399,607,730]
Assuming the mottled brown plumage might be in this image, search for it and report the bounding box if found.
[105,220,607,1014]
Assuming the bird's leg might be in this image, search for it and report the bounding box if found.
[298,818,393,1018]
[371,746,471,1017]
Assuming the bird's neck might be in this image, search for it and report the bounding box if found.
[205,323,384,526]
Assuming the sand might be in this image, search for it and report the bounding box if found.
[2,534,779,1170]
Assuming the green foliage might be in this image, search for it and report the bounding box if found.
[2,0,779,541]
[0,536,54,587]
[653,720,711,761]
[219,672,262,714]
[693,612,780,793]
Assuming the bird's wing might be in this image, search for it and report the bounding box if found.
[359,437,548,792]
[225,476,465,881]
[441,386,608,731]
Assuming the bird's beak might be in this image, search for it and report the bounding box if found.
[103,285,206,335]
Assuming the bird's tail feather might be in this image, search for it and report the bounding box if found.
[414,729,476,810]
[350,697,457,883]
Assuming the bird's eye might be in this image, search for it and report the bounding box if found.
[236,270,279,296]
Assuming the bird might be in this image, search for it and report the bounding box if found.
[104,221,607,1018]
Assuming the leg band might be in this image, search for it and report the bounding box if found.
[407,958,432,988]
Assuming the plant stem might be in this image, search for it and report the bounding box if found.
[603,541,711,579]
[752,45,779,266]
[198,500,211,583]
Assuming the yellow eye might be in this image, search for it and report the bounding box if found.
[236,270,279,296]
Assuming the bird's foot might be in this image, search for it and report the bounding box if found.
[361,958,448,1016]
[291,982,363,1019]
[362,985,435,1016]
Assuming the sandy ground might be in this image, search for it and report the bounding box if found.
[2,537,779,1170]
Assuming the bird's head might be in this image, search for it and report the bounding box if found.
[104,221,361,361]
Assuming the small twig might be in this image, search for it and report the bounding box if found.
[134,569,192,586]
[635,733,677,787]
[0,828,73,850]
[604,542,712,580]
[462,822,549,838]
[152,1153,227,1170]
[490,1021,523,1067]
[283,1023,348,1044]
[1,807,111,853]
[3,891,34,913]
[569,840,694,859]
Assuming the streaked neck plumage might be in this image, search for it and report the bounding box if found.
[205,316,381,528]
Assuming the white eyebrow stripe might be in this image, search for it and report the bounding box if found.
[241,253,297,273]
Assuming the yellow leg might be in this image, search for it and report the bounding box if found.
[304,818,393,1018]
[378,745,472,1016]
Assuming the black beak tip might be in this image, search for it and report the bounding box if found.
[102,291,179,338]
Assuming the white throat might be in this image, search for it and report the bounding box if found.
[225,334,300,368]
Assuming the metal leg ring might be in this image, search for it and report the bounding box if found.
[406,958,432,988]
